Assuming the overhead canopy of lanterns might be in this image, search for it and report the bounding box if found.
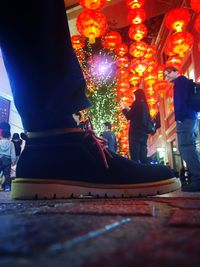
[70,0,199,153]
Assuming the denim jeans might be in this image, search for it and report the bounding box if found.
[176,119,200,184]
[0,156,11,187]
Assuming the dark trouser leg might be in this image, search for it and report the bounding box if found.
[0,0,90,131]
[129,140,140,162]
[177,119,200,184]
[2,157,11,187]
[140,143,148,164]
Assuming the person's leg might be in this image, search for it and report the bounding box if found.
[177,119,200,191]
[0,1,90,131]
[129,139,140,162]
[139,135,148,164]
[2,157,11,191]
[0,1,181,199]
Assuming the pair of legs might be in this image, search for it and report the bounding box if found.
[0,157,11,190]
[129,135,148,164]
[176,119,200,191]
[0,1,180,199]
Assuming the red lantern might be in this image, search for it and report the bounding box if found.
[165,7,191,32]
[164,40,176,57]
[194,14,200,33]
[149,107,158,117]
[147,96,157,106]
[71,35,85,50]
[153,81,170,97]
[198,42,200,52]
[166,31,194,57]
[128,24,148,41]
[144,45,156,59]
[129,58,149,76]
[166,55,182,70]
[146,58,158,73]
[102,31,122,50]
[115,44,128,56]
[144,72,157,86]
[191,0,200,13]
[128,8,146,25]
[116,68,129,79]
[76,10,107,44]
[126,0,145,9]
[78,0,106,10]
[116,56,129,68]
[129,41,148,57]
[129,72,141,86]
[145,86,154,96]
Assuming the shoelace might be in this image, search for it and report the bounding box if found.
[83,129,113,169]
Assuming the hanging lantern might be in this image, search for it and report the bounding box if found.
[78,0,106,10]
[76,10,107,44]
[166,55,182,70]
[129,41,148,57]
[126,0,145,9]
[129,57,149,76]
[165,7,191,32]
[115,44,128,56]
[191,0,200,13]
[146,58,158,72]
[116,68,129,79]
[116,56,129,68]
[157,65,165,81]
[102,31,122,50]
[128,8,146,25]
[198,41,200,52]
[149,107,158,117]
[128,24,148,41]
[129,71,141,86]
[144,45,156,59]
[145,86,155,96]
[153,80,170,97]
[147,96,157,106]
[194,14,200,33]
[143,72,157,86]
[166,31,194,57]
[164,40,177,57]
[71,35,86,50]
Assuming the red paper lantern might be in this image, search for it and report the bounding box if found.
[191,0,200,13]
[165,7,191,32]
[164,40,177,57]
[145,86,154,96]
[76,10,107,44]
[143,72,157,86]
[71,35,85,50]
[198,42,200,52]
[129,57,149,76]
[115,44,128,56]
[102,31,122,49]
[194,14,200,33]
[144,45,156,59]
[129,72,141,86]
[166,31,194,57]
[147,96,157,106]
[126,0,145,9]
[116,56,129,68]
[128,8,146,25]
[153,81,170,97]
[78,0,106,10]
[128,24,148,41]
[166,55,182,69]
[146,58,158,73]
[116,68,129,79]
[129,41,148,57]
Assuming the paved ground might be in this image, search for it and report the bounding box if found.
[0,190,200,267]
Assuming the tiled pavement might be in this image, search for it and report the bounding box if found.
[0,190,200,267]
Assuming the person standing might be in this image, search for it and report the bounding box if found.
[164,66,200,192]
[101,122,117,153]
[121,89,150,164]
[0,131,16,191]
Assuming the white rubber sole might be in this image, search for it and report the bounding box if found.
[11,177,181,199]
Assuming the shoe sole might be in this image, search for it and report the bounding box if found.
[11,177,181,199]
